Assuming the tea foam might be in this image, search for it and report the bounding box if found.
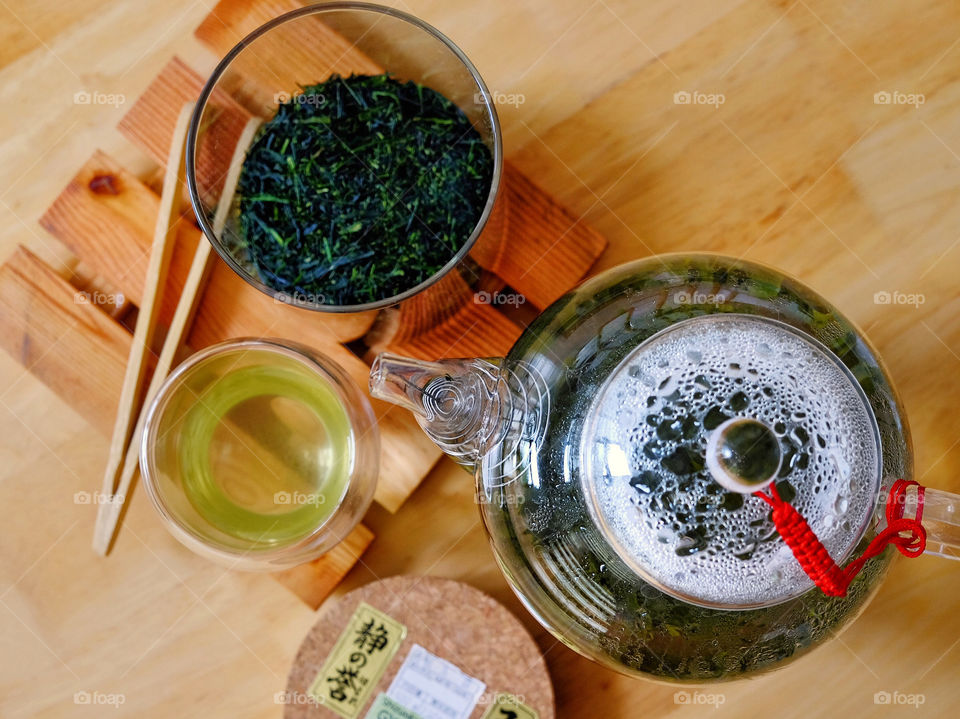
[582,315,880,608]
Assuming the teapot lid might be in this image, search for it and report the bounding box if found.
[582,314,881,609]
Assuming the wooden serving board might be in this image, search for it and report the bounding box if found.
[0,0,605,609]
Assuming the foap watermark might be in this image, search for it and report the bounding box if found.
[476,692,528,707]
[274,91,326,107]
[74,290,125,307]
[275,291,326,306]
[476,491,526,508]
[874,482,922,514]
[74,491,124,506]
[874,90,925,108]
[274,491,326,507]
[73,90,125,108]
[274,690,322,706]
[874,290,925,308]
[874,691,925,708]
[474,290,526,307]
[674,690,725,708]
[674,90,725,108]
[674,289,730,306]
[74,691,125,708]
[475,90,526,108]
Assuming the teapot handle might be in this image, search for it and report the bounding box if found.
[705,418,960,567]
[907,486,960,561]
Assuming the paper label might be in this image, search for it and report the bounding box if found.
[365,693,425,719]
[309,602,408,719]
[482,694,539,719]
[385,644,486,719]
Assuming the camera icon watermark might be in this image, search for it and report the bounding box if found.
[474,290,526,307]
[74,691,125,707]
[874,690,925,708]
[73,90,126,108]
[274,91,326,107]
[873,290,925,308]
[674,690,725,708]
[674,90,725,108]
[873,90,925,108]
[274,491,325,507]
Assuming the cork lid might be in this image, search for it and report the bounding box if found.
[284,576,554,719]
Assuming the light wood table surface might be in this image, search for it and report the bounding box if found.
[1,1,959,717]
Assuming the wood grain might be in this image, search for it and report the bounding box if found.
[38,150,196,335]
[194,0,383,115]
[0,244,374,607]
[383,269,523,360]
[272,524,375,611]
[0,246,132,429]
[3,1,960,718]
[93,102,193,556]
[117,56,250,210]
[117,56,379,344]
[38,149,442,513]
[92,115,261,555]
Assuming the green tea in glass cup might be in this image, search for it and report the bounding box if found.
[140,338,378,569]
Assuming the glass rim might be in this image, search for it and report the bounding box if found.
[139,338,366,563]
[185,1,504,314]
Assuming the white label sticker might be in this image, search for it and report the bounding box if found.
[385,644,486,719]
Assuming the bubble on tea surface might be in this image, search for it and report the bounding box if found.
[581,315,880,608]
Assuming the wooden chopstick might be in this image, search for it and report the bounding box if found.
[92,115,262,555]
[92,102,194,554]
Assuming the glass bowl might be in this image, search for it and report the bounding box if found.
[185,1,502,313]
[139,338,379,569]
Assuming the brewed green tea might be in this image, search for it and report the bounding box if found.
[168,358,354,547]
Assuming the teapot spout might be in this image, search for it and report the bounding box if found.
[369,353,510,472]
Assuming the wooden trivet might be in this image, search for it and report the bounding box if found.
[285,576,554,719]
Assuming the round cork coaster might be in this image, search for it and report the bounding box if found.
[284,576,554,719]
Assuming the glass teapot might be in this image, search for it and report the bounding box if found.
[369,254,959,682]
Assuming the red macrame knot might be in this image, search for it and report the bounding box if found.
[754,479,927,597]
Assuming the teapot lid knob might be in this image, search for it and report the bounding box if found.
[706,417,781,493]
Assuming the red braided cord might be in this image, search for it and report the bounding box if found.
[753,479,927,597]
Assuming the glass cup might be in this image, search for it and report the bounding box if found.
[139,338,379,569]
[186,1,503,313]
